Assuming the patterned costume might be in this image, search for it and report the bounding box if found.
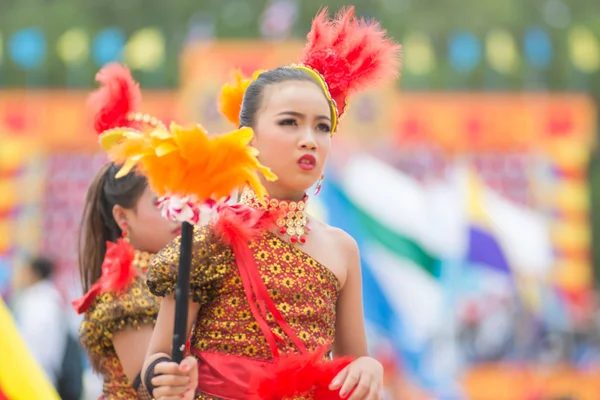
[148,189,340,399]
[74,247,156,399]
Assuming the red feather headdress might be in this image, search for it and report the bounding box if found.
[298,6,402,121]
[72,239,137,314]
[87,63,167,152]
[88,63,142,134]
[219,6,402,133]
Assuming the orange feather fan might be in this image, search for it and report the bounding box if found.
[89,63,277,204]
[300,6,402,118]
[107,123,277,203]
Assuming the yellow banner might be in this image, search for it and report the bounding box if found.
[0,298,61,400]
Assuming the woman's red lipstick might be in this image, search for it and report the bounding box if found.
[298,154,316,171]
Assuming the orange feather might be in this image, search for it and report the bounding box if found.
[219,69,265,127]
[107,123,277,203]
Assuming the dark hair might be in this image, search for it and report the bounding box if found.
[30,256,55,280]
[78,163,147,293]
[239,67,325,128]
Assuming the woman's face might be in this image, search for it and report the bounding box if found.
[117,186,180,253]
[252,80,332,199]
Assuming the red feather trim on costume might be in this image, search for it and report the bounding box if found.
[214,206,356,399]
[300,6,402,117]
[214,204,290,355]
[88,63,142,134]
[250,346,354,400]
[214,204,280,245]
[72,238,137,314]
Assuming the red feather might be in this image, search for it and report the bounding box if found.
[300,6,402,117]
[214,204,280,245]
[99,238,137,294]
[71,238,137,314]
[249,346,354,400]
[88,63,142,134]
[213,206,356,399]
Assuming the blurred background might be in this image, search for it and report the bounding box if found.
[1,0,600,399]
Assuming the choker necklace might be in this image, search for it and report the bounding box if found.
[240,187,310,244]
[133,250,153,273]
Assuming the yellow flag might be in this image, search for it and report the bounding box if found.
[0,298,61,400]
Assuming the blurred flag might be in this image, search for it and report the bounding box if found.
[315,154,466,395]
[465,168,511,274]
[260,0,299,40]
[0,297,61,400]
[313,152,557,395]
[465,167,553,279]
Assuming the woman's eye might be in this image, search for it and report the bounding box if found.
[317,123,331,133]
[278,118,297,126]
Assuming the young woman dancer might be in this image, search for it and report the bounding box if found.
[73,66,181,399]
[142,7,401,400]
[120,7,400,399]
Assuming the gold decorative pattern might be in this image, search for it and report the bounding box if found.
[147,226,339,399]
[125,111,167,130]
[239,187,310,244]
[133,250,153,273]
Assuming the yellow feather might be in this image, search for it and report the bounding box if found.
[155,142,178,157]
[116,158,138,178]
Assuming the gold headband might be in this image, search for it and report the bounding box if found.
[287,64,339,134]
[97,111,167,152]
[219,66,342,134]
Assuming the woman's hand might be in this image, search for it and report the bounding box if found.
[329,356,384,400]
[150,356,198,400]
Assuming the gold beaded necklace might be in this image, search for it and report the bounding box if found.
[133,250,154,273]
[240,187,310,244]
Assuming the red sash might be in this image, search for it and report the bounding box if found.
[202,205,354,399]
[193,350,271,399]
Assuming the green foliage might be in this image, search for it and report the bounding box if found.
[0,0,598,92]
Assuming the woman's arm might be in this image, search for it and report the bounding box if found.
[113,325,154,383]
[141,226,217,399]
[332,232,368,358]
[146,294,200,359]
[141,295,200,400]
[330,232,384,399]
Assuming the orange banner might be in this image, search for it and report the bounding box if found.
[0,90,179,151]
[464,365,600,400]
[392,93,596,154]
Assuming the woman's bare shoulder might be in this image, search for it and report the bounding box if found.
[310,218,359,257]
